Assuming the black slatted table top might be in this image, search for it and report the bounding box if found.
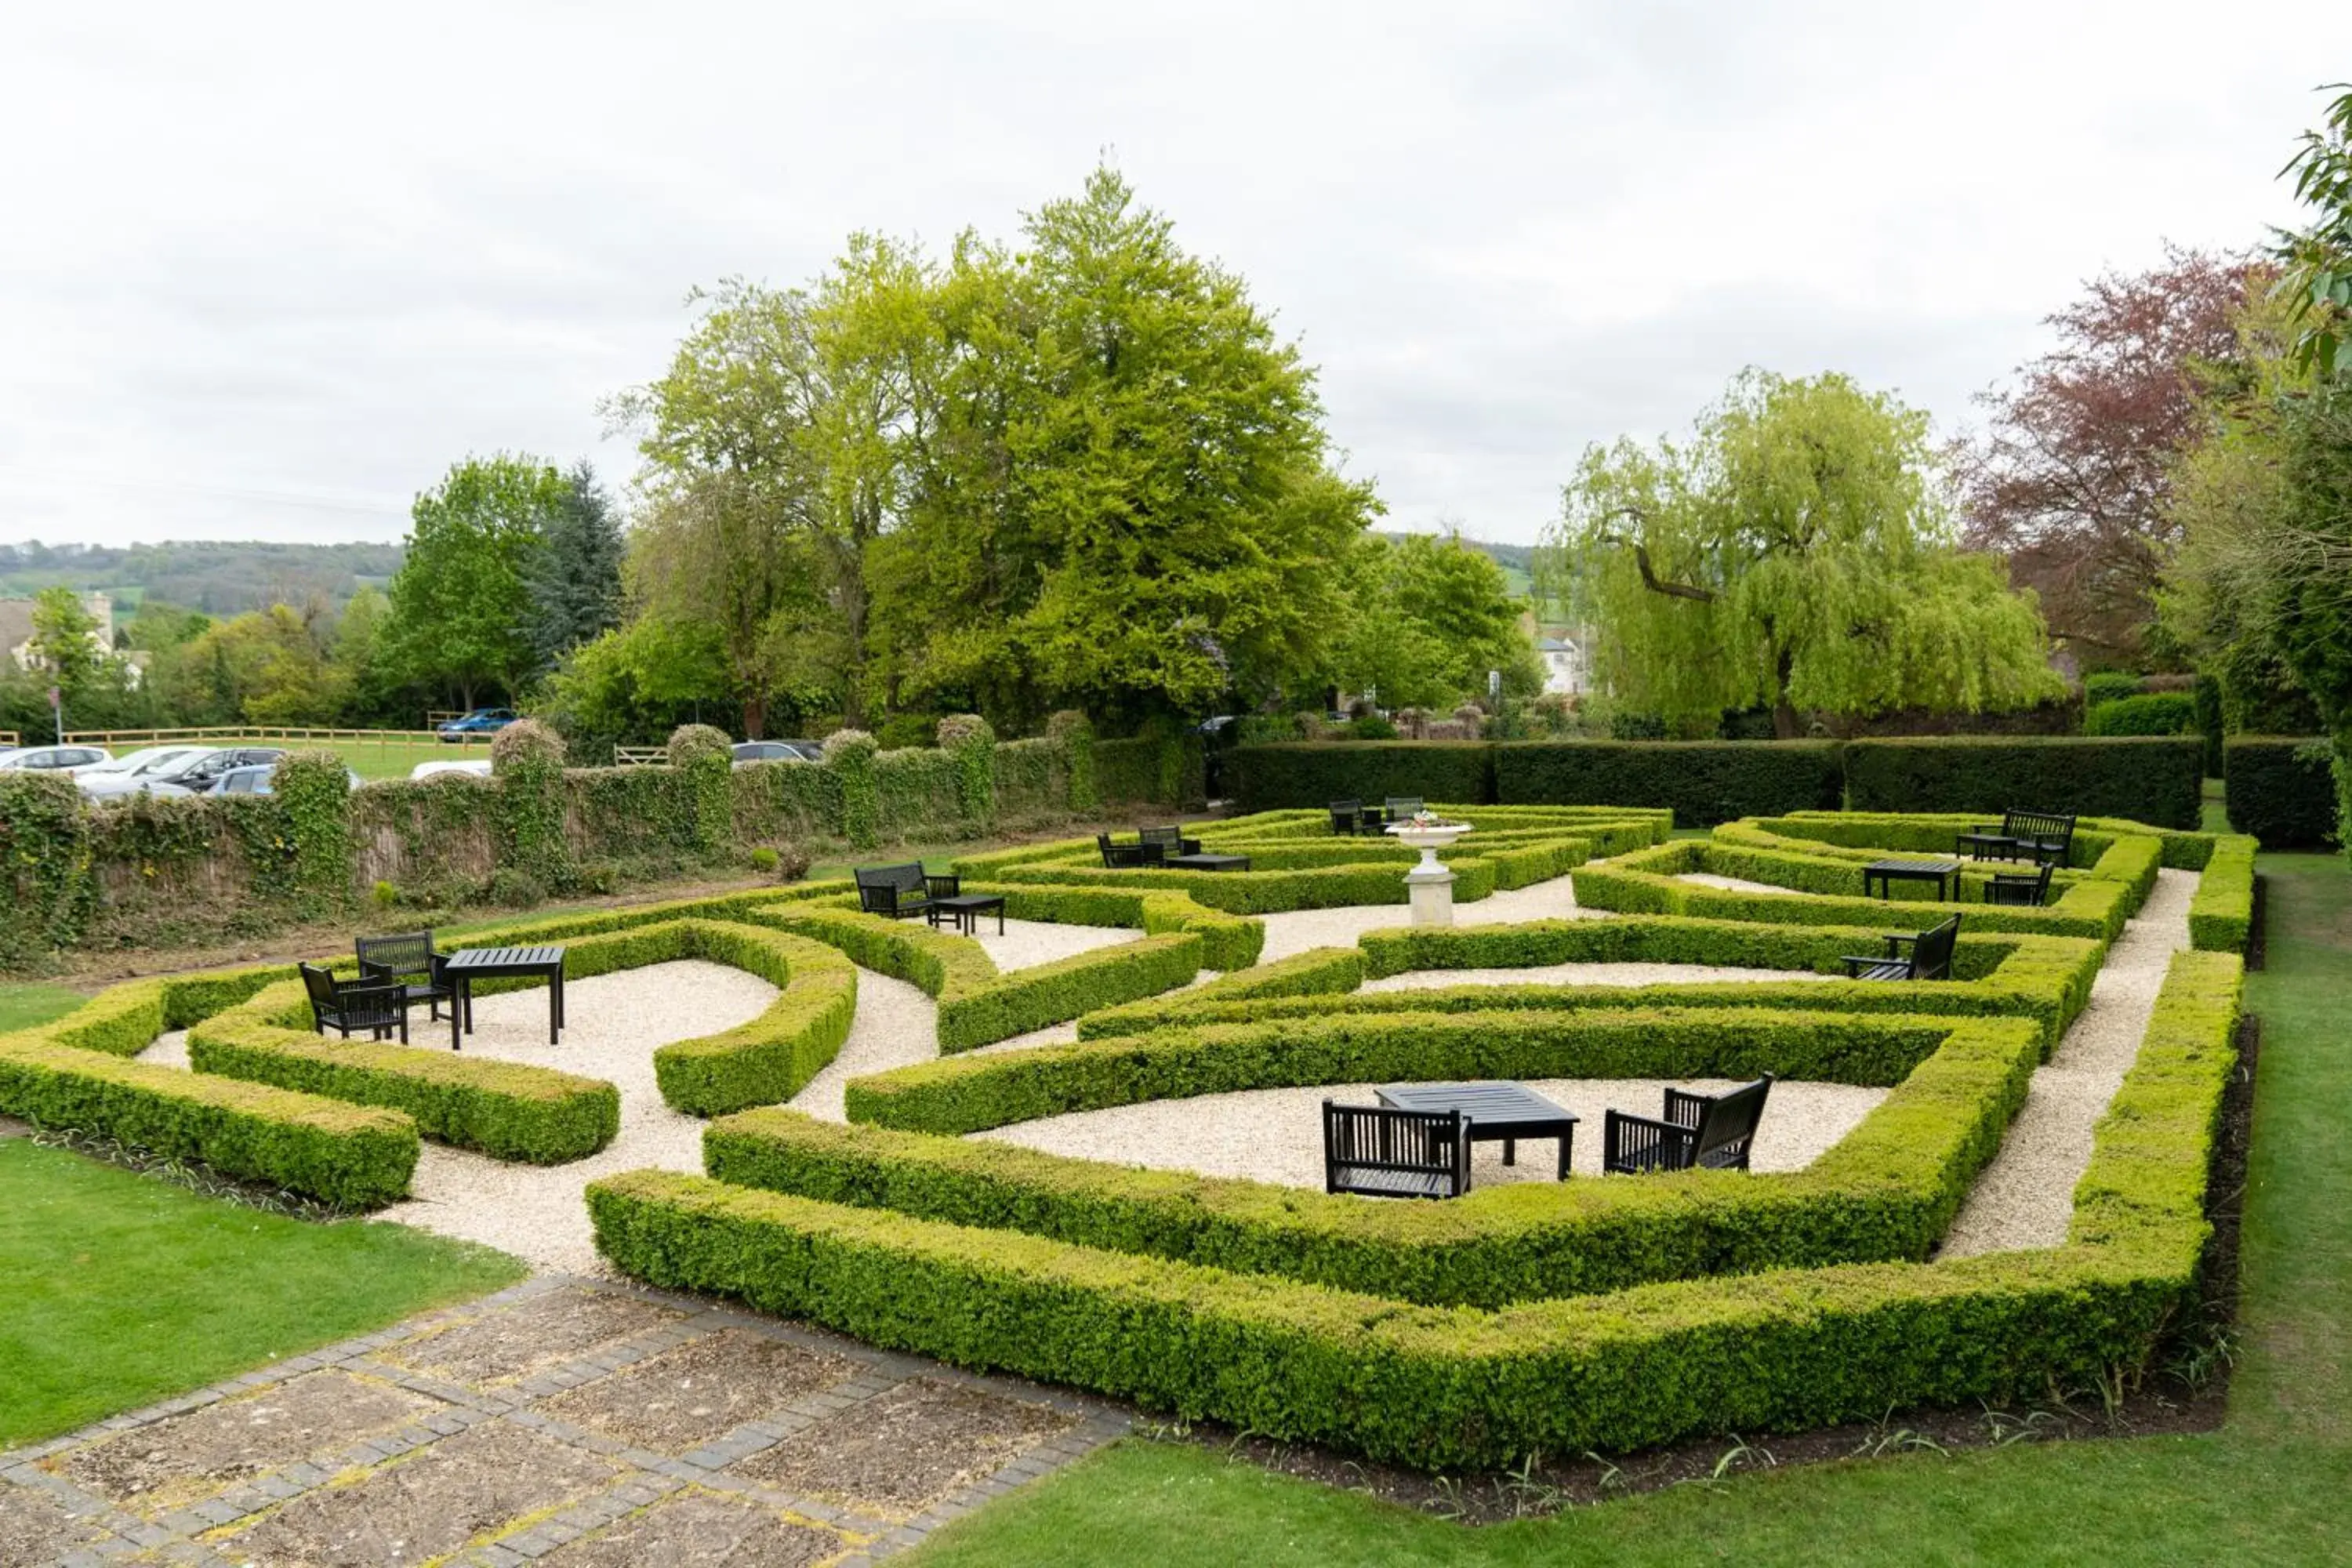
[1376,1080,1577,1126]
[443,946,565,973]
[1861,858,1962,874]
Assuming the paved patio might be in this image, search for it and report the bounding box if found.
[0,1277,1127,1568]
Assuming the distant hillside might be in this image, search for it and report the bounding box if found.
[1373,532,1553,607]
[0,540,405,615]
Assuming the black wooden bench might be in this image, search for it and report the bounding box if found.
[1984,862,2055,906]
[1602,1076,1773,1174]
[1097,833,1150,868]
[356,929,451,1023]
[855,862,961,923]
[299,963,412,1043]
[1961,809,2078,867]
[1329,799,1367,837]
[1841,914,1961,981]
[1323,1101,1471,1198]
[1139,824,1203,858]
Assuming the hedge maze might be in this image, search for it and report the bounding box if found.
[579,808,2249,1468]
[0,802,2251,1468]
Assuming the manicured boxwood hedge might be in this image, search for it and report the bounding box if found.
[1844,737,2203,829]
[588,948,2238,1471]
[1494,740,1844,826]
[1076,947,1367,1037]
[2186,836,2259,955]
[706,1006,2038,1308]
[0,1035,418,1207]
[2223,736,2339,849]
[2083,692,2198,737]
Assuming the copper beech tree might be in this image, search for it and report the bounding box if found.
[1955,247,2262,662]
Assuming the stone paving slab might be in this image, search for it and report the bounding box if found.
[0,1276,1130,1567]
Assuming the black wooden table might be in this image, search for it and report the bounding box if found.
[440,945,566,1051]
[929,893,1007,936]
[1375,1080,1577,1178]
[1862,858,1961,902]
[1166,852,1252,873]
[1955,832,2024,862]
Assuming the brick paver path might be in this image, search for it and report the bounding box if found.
[0,1277,1127,1568]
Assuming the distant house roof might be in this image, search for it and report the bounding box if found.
[1536,637,1575,652]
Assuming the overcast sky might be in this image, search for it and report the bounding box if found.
[0,2,2338,551]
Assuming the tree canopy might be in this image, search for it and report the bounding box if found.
[1555,369,2063,737]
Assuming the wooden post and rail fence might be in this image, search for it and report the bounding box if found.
[56,726,495,754]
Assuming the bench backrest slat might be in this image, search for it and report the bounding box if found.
[1913,913,1962,979]
[1693,1076,1773,1168]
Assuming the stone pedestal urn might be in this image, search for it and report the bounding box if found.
[1385,820,1474,927]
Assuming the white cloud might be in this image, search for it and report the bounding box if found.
[0,0,2333,549]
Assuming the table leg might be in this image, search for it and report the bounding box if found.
[1559,1125,1573,1180]
[995,905,1005,936]
[451,980,464,1051]
[550,968,563,1044]
[1502,1136,1516,1167]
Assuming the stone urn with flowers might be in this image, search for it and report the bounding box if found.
[1384,808,1473,926]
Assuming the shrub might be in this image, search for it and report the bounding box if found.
[937,713,998,835]
[2084,692,2197,737]
[0,771,91,968]
[822,729,881,849]
[750,846,781,873]
[490,718,572,890]
[1842,737,2203,829]
[666,723,735,853]
[485,868,546,908]
[2082,671,2143,706]
[2224,737,2338,848]
[1494,741,1843,826]
[272,750,354,913]
[2186,835,2258,953]
[1351,715,1399,741]
[588,949,2238,1472]
[1047,710,1098,812]
[372,880,399,909]
[1226,742,1495,811]
[1077,947,1365,1038]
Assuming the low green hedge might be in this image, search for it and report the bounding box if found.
[1494,740,1844,826]
[2186,836,2259,954]
[960,883,1265,972]
[848,1006,1959,1134]
[706,1007,2035,1308]
[589,949,2238,1470]
[1759,808,2226,872]
[742,904,1207,1053]
[189,984,619,1164]
[1077,947,1366,1037]
[2083,692,2198,737]
[2223,737,2339,849]
[1574,839,2134,940]
[0,1034,418,1207]
[1843,737,2204,830]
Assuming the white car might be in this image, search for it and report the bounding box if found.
[76,745,207,785]
[410,759,493,780]
[0,743,113,774]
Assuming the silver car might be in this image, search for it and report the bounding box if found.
[0,743,113,774]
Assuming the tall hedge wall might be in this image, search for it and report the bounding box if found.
[1226,742,1495,811]
[2224,737,2339,849]
[1095,733,1208,808]
[1842,737,2204,829]
[1494,741,1842,826]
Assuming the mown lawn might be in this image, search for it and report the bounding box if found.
[0,1140,522,1447]
[0,982,83,1033]
[909,853,2352,1567]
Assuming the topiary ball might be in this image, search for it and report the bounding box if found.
[666,723,732,768]
[490,717,566,773]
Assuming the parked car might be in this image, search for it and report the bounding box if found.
[81,746,288,799]
[212,763,365,797]
[76,744,208,785]
[436,707,517,742]
[0,743,113,774]
[731,739,825,765]
[410,759,493,780]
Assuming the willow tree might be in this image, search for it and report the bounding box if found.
[1554,369,2062,737]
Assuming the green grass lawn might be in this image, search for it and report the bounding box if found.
[909,853,2352,1567]
[0,1140,522,1447]
[0,982,84,1033]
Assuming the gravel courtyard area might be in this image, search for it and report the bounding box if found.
[976,1076,1886,1186]
[1939,866,2195,1256]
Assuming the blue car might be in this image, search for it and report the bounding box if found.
[436,707,517,742]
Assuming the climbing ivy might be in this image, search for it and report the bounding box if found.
[666,723,735,855]
[938,713,997,836]
[274,751,354,915]
[490,719,573,892]
[823,729,881,850]
[0,773,93,970]
[1048,710,1098,813]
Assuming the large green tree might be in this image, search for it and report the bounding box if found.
[385,455,568,711]
[522,462,626,670]
[1555,369,2063,737]
[1326,534,1541,710]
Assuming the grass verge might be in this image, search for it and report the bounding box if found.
[0,1139,521,1447]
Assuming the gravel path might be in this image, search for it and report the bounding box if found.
[1675,872,1802,895]
[971,916,1140,971]
[1939,866,2195,1256]
[787,967,938,1123]
[1254,870,1599,961]
[373,960,779,1275]
[976,1078,1886,1186]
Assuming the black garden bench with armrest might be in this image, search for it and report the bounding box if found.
[1139,824,1203,858]
[1323,1102,1471,1199]
[1984,862,2055,907]
[1959,809,2078,867]
[1602,1076,1773,1174]
[298,962,412,1044]
[1098,833,1152,868]
[356,929,451,1023]
[1328,799,1367,837]
[1841,914,1962,981]
[855,863,961,924]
